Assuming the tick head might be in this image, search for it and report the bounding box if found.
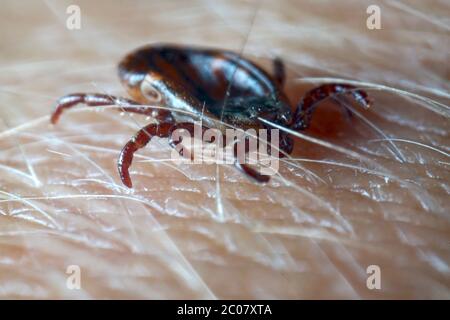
[254,97,292,127]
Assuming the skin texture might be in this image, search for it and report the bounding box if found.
[0,0,449,299]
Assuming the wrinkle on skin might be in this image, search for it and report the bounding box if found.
[0,0,449,299]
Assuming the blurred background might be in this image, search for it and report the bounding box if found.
[0,0,449,299]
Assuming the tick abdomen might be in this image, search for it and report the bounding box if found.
[118,44,281,118]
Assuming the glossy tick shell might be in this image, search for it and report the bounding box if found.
[118,44,293,131]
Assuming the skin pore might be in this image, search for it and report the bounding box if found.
[0,0,449,298]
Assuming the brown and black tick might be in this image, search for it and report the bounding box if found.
[51,44,372,188]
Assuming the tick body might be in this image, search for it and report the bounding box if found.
[51,44,372,188]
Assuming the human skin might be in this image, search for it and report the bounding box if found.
[0,0,449,299]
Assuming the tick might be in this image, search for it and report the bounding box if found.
[51,44,372,188]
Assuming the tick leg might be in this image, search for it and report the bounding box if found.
[232,138,270,183]
[119,121,212,188]
[273,57,286,87]
[234,162,270,183]
[118,122,174,188]
[291,84,372,130]
[119,120,272,187]
[51,93,172,124]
